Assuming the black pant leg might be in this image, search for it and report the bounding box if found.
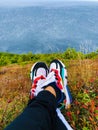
[56,116,67,130]
[5,91,57,130]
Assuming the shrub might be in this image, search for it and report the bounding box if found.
[63,48,84,59]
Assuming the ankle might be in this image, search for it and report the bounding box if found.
[45,86,56,97]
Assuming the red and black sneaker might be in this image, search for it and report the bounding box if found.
[30,62,49,99]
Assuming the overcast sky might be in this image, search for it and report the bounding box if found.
[0,0,98,6]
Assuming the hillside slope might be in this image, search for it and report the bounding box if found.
[0,58,98,130]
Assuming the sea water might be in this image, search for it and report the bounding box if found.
[0,2,98,54]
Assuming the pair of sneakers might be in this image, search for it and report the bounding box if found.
[30,59,72,108]
[30,59,73,130]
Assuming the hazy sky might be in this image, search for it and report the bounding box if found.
[0,0,98,6]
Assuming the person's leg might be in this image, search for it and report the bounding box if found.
[30,60,73,130]
[49,59,73,130]
[5,62,66,130]
[5,62,55,130]
[5,61,72,130]
[5,88,57,130]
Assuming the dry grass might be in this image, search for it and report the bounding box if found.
[0,64,32,129]
[0,59,98,130]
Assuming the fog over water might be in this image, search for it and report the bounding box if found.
[0,2,98,53]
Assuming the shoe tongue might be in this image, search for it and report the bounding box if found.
[36,68,46,77]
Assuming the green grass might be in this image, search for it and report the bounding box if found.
[0,48,98,66]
